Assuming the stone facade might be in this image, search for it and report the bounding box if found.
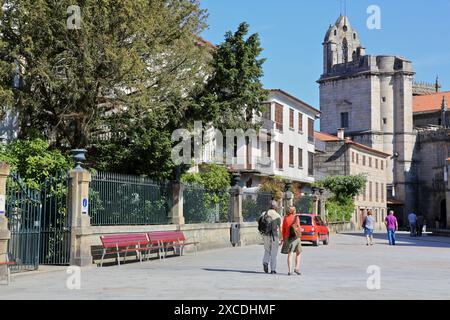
[415,127,450,228]
[314,133,388,230]
[318,15,417,223]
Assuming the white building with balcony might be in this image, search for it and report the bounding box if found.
[219,89,321,189]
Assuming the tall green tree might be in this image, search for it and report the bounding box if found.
[192,22,268,130]
[0,0,209,149]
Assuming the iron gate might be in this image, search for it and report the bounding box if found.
[6,174,42,272]
[39,173,71,265]
[6,172,71,272]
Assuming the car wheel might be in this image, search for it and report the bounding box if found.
[323,234,329,245]
[314,234,320,247]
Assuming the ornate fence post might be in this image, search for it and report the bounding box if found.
[69,150,93,266]
[0,162,10,280]
[170,182,185,225]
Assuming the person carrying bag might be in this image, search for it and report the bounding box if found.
[281,207,303,276]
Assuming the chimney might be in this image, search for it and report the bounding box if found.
[337,128,345,140]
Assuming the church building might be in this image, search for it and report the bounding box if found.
[317,15,450,228]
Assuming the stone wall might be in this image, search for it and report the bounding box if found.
[88,223,264,265]
[416,128,450,228]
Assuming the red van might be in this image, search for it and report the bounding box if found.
[298,214,330,246]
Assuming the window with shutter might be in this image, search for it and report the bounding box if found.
[298,113,303,133]
[289,109,294,130]
[308,118,314,143]
[275,103,284,132]
[289,146,294,167]
[308,152,314,176]
[276,142,284,170]
[298,148,303,168]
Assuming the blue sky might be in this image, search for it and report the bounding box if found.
[200,0,450,111]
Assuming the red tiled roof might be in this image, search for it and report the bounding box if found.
[345,140,391,158]
[315,131,390,157]
[314,131,341,142]
[413,91,450,114]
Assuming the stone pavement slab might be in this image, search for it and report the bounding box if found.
[1,232,450,300]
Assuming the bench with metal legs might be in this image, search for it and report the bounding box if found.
[0,259,16,285]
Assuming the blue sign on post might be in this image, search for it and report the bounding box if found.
[81,197,88,215]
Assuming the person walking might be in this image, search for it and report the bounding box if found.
[281,207,303,276]
[385,210,398,245]
[362,210,375,246]
[416,213,425,237]
[408,212,417,237]
[258,201,282,274]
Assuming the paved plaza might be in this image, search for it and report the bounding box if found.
[1,232,450,300]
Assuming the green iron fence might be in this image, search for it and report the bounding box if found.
[39,173,71,265]
[6,171,71,272]
[6,174,41,272]
[89,172,171,226]
[183,185,231,224]
[242,192,273,222]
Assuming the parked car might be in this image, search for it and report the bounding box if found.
[297,214,330,246]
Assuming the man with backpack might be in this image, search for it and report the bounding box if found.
[258,200,282,274]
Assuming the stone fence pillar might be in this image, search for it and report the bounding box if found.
[170,182,185,225]
[230,173,243,223]
[0,162,10,280]
[69,169,93,266]
[230,186,243,223]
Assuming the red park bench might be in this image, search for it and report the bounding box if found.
[99,233,154,267]
[0,259,16,285]
[99,231,200,267]
[147,231,199,258]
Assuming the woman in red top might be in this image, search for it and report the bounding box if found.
[281,207,303,276]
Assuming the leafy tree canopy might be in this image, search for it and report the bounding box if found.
[0,137,72,188]
[181,163,231,191]
[0,0,209,149]
[192,22,268,131]
[318,174,367,201]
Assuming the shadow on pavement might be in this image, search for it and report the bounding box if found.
[203,268,266,275]
[340,232,450,248]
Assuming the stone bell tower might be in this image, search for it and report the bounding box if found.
[323,15,365,75]
[318,15,417,222]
